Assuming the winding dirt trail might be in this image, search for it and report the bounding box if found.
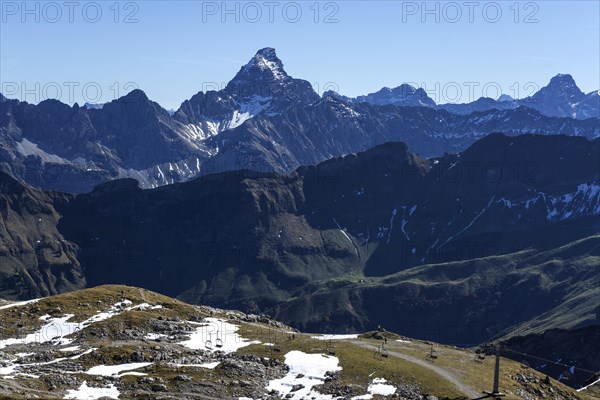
[351,340,482,399]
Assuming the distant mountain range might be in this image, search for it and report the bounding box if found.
[326,73,600,119]
[0,133,598,346]
[1,48,598,192]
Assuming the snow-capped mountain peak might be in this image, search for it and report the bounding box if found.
[229,47,289,87]
[253,47,279,63]
[172,48,318,142]
[249,47,286,80]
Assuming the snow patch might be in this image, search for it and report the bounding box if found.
[333,218,358,256]
[0,365,18,376]
[59,346,81,353]
[311,334,359,341]
[0,298,40,310]
[172,361,220,369]
[14,352,35,358]
[578,377,600,392]
[178,317,260,353]
[387,208,397,244]
[266,351,342,399]
[85,362,152,377]
[352,377,397,399]
[64,381,120,400]
[495,183,600,221]
[145,333,167,340]
[119,371,147,376]
[0,301,159,349]
[225,95,272,130]
[244,51,286,80]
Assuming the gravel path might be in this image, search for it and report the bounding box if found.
[351,340,482,399]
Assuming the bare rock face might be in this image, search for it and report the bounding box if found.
[0,172,84,299]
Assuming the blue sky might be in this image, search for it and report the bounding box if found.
[1,1,598,109]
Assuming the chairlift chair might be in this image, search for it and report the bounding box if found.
[474,348,484,358]
[205,332,213,350]
[559,371,572,382]
[215,330,224,348]
[430,344,438,358]
[426,344,438,361]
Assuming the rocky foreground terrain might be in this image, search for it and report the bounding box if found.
[0,285,596,399]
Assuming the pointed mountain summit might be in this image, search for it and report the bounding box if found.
[226,47,289,89]
[90,89,194,169]
[531,74,584,103]
[545,73,581,90]
[521,74,586,118]
[97,89,173,121]
[123,88,150,100]
[174,48,319,134]
[224,47,319,104]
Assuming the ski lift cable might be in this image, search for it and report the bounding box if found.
[501,347,597,375]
